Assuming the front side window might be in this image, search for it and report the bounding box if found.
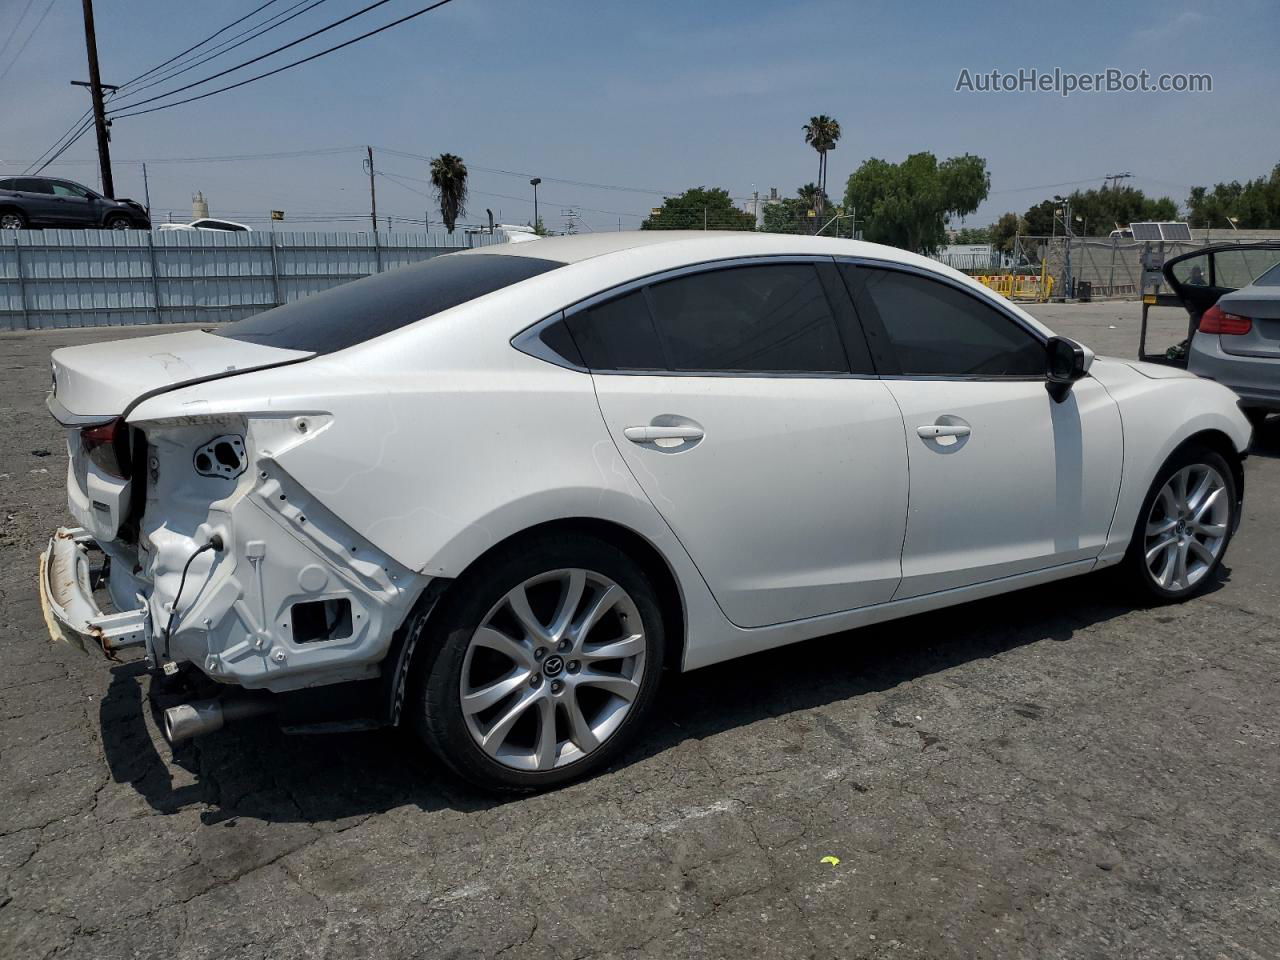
[51,181,91,199]
[647,264,848,373]
[844,265,1044,377]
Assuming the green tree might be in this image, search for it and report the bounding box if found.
[991,212,1026,254]
[1187,164,1280,228]
[1022,186,1178,237]
[843,152,990,254]
[429,153,469,234]
[760,184,828,235]
[803,115,841,223]
[641,187,756,231]
[952,226,991,244]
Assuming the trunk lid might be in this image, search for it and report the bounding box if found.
[49,329,311,422]
[1215,290,1280,360]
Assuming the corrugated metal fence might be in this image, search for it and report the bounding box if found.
[0,229,508,331]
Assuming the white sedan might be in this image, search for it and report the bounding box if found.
[40,232,1251,790]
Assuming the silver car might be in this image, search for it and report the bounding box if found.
[1165,242,1280,427]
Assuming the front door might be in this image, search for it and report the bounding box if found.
[570,260,910,628]
[841,262,1122,598]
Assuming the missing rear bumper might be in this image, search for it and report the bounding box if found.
[39,527,149,657]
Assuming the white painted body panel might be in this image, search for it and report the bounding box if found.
[885,375,1123,597]
[49,233,1252,689]
[591,373,908,626]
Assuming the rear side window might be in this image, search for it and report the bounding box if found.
[565,290,665,370]
[648,264,848,373]
[16,178,53,194]
[844,265,1043,377]
[216,253,563,354]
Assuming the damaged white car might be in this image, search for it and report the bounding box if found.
[41,232,1252,790]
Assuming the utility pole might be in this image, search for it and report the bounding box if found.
[529,178,541,231]
[75,0,116,198]
[141,162,151,218]
[365,146,377,233]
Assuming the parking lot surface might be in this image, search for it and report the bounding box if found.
[2,303,1277,960]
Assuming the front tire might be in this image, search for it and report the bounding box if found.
[1123,443,1237,602]
[104,214,133,230]
[412,533,666,792]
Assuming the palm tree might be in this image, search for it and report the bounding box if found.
[430,153,469,234]
[802,115,841,225]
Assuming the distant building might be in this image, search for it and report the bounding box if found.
[742,187,785,229]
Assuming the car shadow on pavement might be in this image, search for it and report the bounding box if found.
[98,567,1230,825]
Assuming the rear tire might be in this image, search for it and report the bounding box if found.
[0,209,26,230]
[411,533,666,792]
[1122,443,1238,603]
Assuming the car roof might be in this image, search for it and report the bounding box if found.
[466,229,948,270]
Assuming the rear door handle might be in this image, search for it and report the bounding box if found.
[916,424,971,439]
[624,425,704,443]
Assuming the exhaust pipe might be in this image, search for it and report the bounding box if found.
[163,696,276,744]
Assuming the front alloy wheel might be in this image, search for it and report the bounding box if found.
[1143,464,1230,592]
[1126,444,1237,601]
[414,534,665,791]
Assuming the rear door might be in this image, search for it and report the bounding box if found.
[840,261,1122,598]
[560,258,910,629]
[13,178,59,225]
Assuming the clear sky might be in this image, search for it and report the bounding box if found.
[2,0,1278,232]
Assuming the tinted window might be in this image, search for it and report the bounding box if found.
[647,264,847,373]
[845,265,1043,377]
[0,179,15,190]
[216,253,562,354]
[566,290,665,370]
[16,179,53,194]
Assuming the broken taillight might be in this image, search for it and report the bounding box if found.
[80,418,130,479]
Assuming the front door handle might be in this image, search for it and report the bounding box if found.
[624,425,704,443]
[916,423,971,439]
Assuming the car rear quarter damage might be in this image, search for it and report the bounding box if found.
[47,409,429,692]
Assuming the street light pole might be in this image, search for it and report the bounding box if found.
[530,178,541,232]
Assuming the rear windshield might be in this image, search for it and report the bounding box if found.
[215,253,563,353]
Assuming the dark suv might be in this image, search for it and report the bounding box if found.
[0,176,150,230]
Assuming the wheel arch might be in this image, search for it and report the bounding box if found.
[380,516,689,727]
[1172,427,1246,520]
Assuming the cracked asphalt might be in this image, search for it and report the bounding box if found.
[2,302,1278,959]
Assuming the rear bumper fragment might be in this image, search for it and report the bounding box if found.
[39,527,149,656]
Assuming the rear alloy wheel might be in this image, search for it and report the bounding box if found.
[414,535,665,791]
[0,210,26,230]
[1126,445,1236,601]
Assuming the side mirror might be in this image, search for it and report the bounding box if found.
[1045,336,1093,402]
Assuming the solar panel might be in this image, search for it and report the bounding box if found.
[1157,221,1193,241]
[1130,221,1193,241]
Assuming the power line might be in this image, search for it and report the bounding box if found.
[374,145,681,197]
[108,0,450,117]
[30,117,96,174]
[112,0,330,102]
[114,0,285,90]
[0,0,38,66]
[0,0,58,85]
